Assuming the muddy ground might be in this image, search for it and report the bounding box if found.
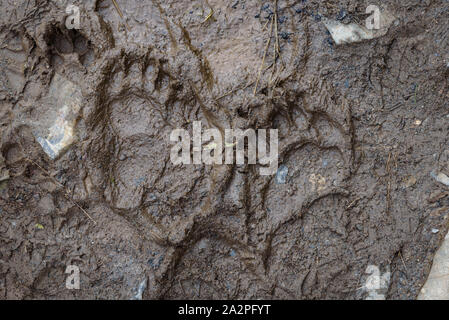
[0,0,448,299]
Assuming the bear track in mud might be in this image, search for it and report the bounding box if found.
[0,0,448,299]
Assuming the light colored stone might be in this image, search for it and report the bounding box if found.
[132,278,147,300]
[431,171,449,186]
[323,8,395,45]
[418,232,449,300]
[0,154,9,182]
[34,74,82,160]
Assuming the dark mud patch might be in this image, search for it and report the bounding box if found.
[0,0,448,299]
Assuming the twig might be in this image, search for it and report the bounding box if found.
[261,17,271,31]
[202,0,214,24]
[274,0,281,57]
[179,280,186,296]
[254,17,274,95]
[346,197,360,210]
[202,9,214,23]
[111,0,130,31]
[14,133,97,224]
[399,251,408,275]
[25,157,97,224]
[216,80,255,100]
[269,0,285,95]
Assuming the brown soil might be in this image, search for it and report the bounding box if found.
[0,0,448,299]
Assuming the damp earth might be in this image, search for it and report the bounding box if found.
[0,0,448,299]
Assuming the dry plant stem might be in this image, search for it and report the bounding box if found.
[270,0,284,95]
[14,133,97,224]
[254,17,274,95]
[262,18,270,31]
[202,10,214,23]
[26,157,97,224]
[111,0,130,31]
[274,0,281,57]
[399,251,409,275]
[202,0,214,24]
[216,80,256,100]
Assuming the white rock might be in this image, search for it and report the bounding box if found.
[35,74,82,160]
[133,278,147,300]
[0,155,9,182]
[419,232,449,300]
[323,8,395,45]
[431,171,449,186]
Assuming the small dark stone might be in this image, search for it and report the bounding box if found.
[280,32,290,40]
[262,3,273,15]
[337,9,347,21]
[255,13,260,18]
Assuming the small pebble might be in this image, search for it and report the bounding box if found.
[276,165,289,184]
[133,279,147,300]
[198,239,208,250]
[336,9,347,21]
[431,171,449,186]
[280,31,290,40]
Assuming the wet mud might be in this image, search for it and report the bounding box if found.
[0,0,448,299]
